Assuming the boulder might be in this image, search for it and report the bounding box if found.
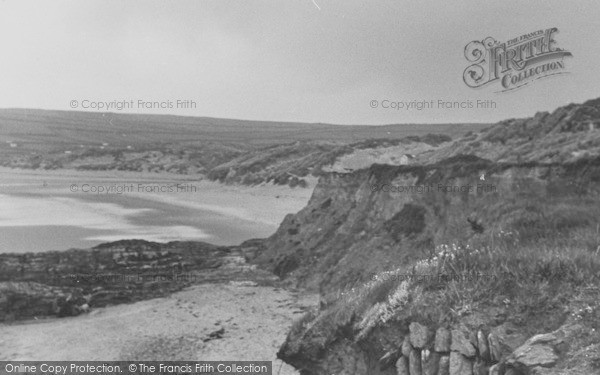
[410,322,431,349]
[395,356,409,375]
[477,330,490,361]
[509,344,558,368]
[421,350,440,375]
[472,359,488,375]
[449,352,473,375]
[401,336,412,357]
[488,323,527,362]
[77,303,90,313]
[435,327,451,352]
[488,363,502,375]
[505,324,583,373]
[438,355,450,375]
[409,348,422,375]
[451,328,477,358]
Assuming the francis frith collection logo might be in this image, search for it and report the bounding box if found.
[463,28,572,92]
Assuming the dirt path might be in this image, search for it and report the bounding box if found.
[0,283,317,375]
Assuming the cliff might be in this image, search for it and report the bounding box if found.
[271,157,600,374]
[257,157,600,298]
[258,98,600,374]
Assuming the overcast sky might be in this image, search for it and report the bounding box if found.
[0,0,598,124]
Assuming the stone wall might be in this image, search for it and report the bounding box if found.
[395,321,582,375]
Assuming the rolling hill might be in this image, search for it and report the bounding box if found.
[0,108,487,187]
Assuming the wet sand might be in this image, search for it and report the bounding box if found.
[0,168,315,252]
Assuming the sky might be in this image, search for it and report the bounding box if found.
[0,0,599,125]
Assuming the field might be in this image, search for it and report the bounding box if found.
[0,108,487,149]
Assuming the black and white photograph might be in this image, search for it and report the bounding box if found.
[0,1,599,374]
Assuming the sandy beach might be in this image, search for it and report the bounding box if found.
[0,168,315,251]
[0,282,318,374]
[0,168,319,372]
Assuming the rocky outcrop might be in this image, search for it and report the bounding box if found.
[0,239,270,321]
[0,281,84,320]
[504,323,587,374]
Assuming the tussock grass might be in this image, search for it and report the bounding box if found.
[290,221,600,348]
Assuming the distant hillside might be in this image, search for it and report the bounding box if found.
[419,97,600,164]
[0,108,485,147]
[0,108,485,187]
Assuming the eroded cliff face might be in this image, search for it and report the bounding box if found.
[258,156,600,374]
[257,156,600,300]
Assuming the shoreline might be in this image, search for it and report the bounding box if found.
[0,281,318,374]
[0,167,319,372]
[0,167,315,252]
[0,237,318,374]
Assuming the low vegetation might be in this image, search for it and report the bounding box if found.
[288,206,600,355]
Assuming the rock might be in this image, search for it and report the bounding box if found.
[469,331,479,352]
[435,327,451,352]
[509,344,558,368]
[477,330,490,361]
[203,327,225,342]
[0,240,245,322]
[449,352,473,375]
[0,281,77,321]
[395,356,409,375]
[528,366,556,374]
[409,348,422,375]
[421,350,440,375]
[488,323,527,362]
[504,324,583,373]
[488,363,503,375]
[438,355,450,375]
[488,333,502,363]
[402,336,412,357]
[379,351,398,370]
[452,328,477,358]
[53,295,81,317]
[410,322,431,349]
[77,303,90,313]
[472,359,488,375]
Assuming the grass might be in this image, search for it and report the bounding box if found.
[285,157,600,357]
[288,220,600,353]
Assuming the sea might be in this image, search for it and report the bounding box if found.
[0,170,292,253]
